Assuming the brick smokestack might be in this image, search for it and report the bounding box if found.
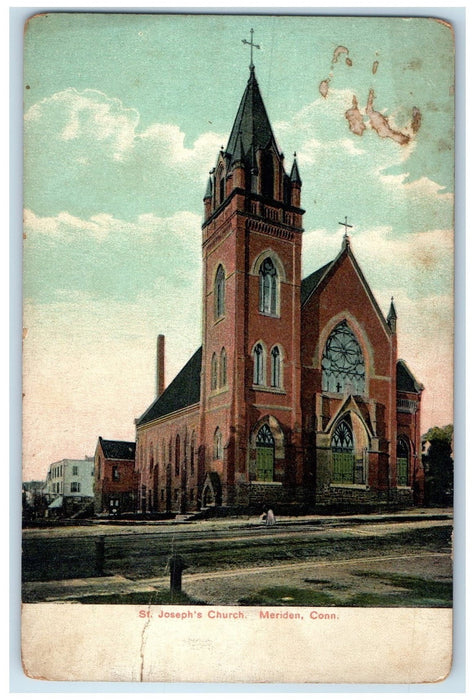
[156,334,165,397]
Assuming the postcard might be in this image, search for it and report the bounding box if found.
[22,13,454,683]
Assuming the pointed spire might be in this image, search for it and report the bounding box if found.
[225,68,278,169]
[290,152,302,185]
[387,296,397,319]
[387,296,397,333]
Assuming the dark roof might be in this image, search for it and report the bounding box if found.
[99,438,136,460]
[397,360,423,393]
[226,67,279,168]
[137,347,202,427]
[300,262,332,305]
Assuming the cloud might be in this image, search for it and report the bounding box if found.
[23,208,203,304]
[303,225,453,298]
[24,89,226,219]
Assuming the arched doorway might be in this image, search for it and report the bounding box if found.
[200,472,222,509]
[331,419,355,484]
[397,437,410,486]
[256,424,275,482]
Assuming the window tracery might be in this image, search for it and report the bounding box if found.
[322,321,365,394]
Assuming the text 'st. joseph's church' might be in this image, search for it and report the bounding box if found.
[133,64,424,515]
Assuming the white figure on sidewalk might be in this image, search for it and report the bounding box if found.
[266,508,276,527]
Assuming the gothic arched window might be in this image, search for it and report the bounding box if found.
[213,427,223,460]
[271,346,282,388]
[322,321,365,395]
[211,353,218,391]
[220,347,227,387]
[259,257,278,315]
[215,265,225,319]
[253,344,265,385]
[397,437,410,486]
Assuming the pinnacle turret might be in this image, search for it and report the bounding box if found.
[387,297,397,333]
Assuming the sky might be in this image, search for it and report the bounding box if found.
[22,13,455,481]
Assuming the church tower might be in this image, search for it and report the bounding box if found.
[199,63,305,509]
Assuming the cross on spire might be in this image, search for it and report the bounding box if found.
[242,28,260,69]
[338,216,353,236]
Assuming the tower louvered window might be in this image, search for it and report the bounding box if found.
[259,258,277,315]
[215,265,225,319]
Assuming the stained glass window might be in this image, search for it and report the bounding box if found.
[214,428,223,460]
[253,344,264,385]
[322,321,365,394]
[271,346,281,388]
[397,437,410,486]
[220,347,227,387]
[256,424,275,446]
[211,353,218,390]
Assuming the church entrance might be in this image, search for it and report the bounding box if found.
[331,420,355,484]
[256,425,275,482]
[330,417,367,485]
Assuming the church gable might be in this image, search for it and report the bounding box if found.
[301,240,392,377]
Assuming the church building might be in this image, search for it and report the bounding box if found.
[134,63,424,515]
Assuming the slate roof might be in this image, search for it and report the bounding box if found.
[99,438,136,461]
[137,347,202,427]
[300,262,333,305]
[396,360,423,393]
[226,67,279,168]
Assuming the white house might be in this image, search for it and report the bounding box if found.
[44,457,95,515]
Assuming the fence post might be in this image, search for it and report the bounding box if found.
[95,535,105,576]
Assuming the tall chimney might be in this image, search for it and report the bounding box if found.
[157,334,165,397]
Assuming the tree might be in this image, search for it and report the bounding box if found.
[422,425,453,506]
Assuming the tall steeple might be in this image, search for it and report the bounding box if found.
[204,66,303,221]
[225,67,279,170]
[199,55,305,506]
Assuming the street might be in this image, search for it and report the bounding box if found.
[22,511,453,606]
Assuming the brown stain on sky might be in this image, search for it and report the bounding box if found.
[319,45,353,98]
[366,89,411,145]
[345,96,366,136]
[319,46,421,146]
[332,46,350,64]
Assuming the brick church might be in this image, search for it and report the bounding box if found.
[134,64,424,515]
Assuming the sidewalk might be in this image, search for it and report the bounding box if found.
[23,507,453,539]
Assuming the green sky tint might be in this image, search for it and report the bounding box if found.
[23,13,455,480]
